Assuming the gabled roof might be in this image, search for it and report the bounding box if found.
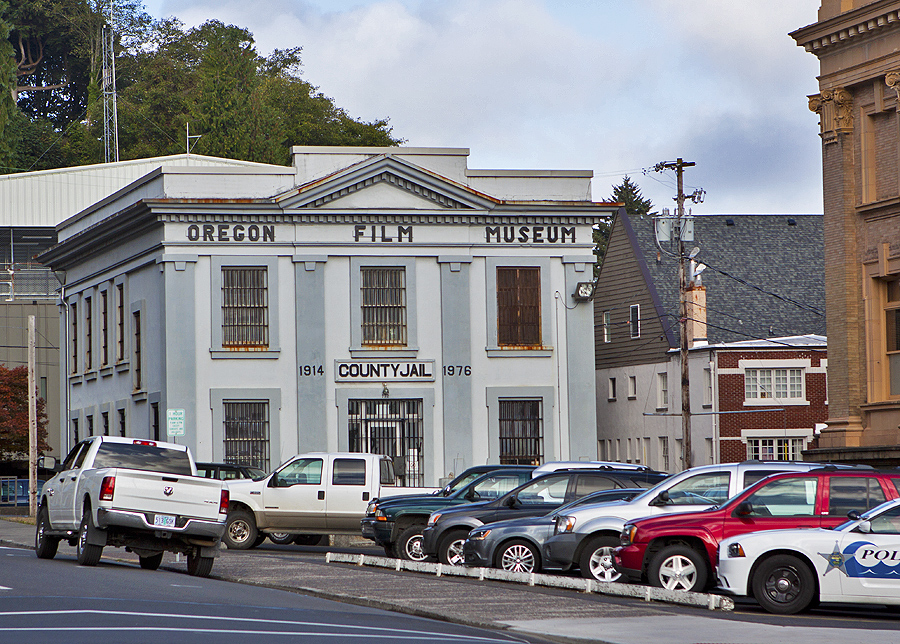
[605,212,825,348]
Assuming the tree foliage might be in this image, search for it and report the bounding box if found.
[2,5,402,172]
[595,176,655,275]
[0,364,49,459]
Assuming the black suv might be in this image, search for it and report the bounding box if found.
[421,467,668,565]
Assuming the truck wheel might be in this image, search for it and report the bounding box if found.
[223,509,258,549]
[294,534,325,546]
[34,506,59,560]
[76,511,103,567]
[649,544,707,592]
[578,536,621,583]
[139,553,164,570]
[751,554,816,614]
[396,525,428,562]
[187,553,214,577]
[268,532,295,545]
[437,529,468,566]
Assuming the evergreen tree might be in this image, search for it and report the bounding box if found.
[594,176,655,275]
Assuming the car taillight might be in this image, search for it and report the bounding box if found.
[133,440,156,447]
[219,489,230,514]
[99,476,116,501]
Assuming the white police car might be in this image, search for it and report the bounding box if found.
[717,498,900,614]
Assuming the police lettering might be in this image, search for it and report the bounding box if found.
[484,226,575,243]
[858,549,900,561]
[187,224,275,242]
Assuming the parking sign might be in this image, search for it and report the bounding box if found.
[167,409,186,437]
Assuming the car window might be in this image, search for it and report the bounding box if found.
[515,475,569,506]
[665,472,730,505]
[220,469,243,480]
[276,458,323,486]
[471,474,525,499]
[573,474,616,496]
[868,505,900,534]
[448,471,485,494]
[828,476,887,517]
[198,467,215,478]
[742,470,791,488]
[743,477,818,517]
[379,458,395,485]
[92,442,194,475]
[332,458,366,486]
[62,442,87,470]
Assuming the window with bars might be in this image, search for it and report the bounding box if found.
[746,437,805,461]
[133,311,142,391]
[360,267,407,346]
[348,399,423,486]
[116,284,125,362]
[498,399,543,465]
[497,267,541,347]
[70,302,78,374]
[745,368,804,400]
[224,401,270,472]
[84,297,92,370]
[118,408,126,437]
[222,267,269,349]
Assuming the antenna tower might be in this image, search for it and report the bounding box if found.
[101,2,119,163]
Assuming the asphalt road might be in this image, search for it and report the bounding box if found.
[0,544,550,644]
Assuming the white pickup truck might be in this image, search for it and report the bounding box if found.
[36,436,228,577]
[224,452,433,549]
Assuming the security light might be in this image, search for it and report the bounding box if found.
[572,282,596,302]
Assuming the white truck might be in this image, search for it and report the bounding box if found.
[224,452,433,549]
[36,436,228,577]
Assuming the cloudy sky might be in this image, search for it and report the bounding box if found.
[142,0,823,214]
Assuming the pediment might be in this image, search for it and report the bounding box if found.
[278,156,494,211]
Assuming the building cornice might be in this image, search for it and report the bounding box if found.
[791,0,900,55]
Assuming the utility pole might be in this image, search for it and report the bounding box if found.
[654,158,701,470]
[28,315,36,518]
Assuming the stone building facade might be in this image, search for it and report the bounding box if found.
[792,0,900,464]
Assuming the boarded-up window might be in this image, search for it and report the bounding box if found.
[497,267,541,346]
[222,267,269,348]
[361,267,407,346]
[499,399,543,465]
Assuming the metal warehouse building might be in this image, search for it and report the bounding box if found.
[39,147,614,486]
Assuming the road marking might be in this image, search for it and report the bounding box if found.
[0,610,511,642]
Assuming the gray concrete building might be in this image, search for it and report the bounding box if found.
[39,147,614,485]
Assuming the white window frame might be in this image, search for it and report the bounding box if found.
[741,428,812,462]
[741,359,809,406]
[627,375,637,399]
[608,377,617,401]
[602,310,612,343]
[656,372,668,410]
[629,304,640,339]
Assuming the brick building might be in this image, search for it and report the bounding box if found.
[792,1,900,464]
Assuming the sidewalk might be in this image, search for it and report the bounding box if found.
[2,517,897,644]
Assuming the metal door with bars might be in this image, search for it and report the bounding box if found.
[348,399,424,486]
[224,401,270,472]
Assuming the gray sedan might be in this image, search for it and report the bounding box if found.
[462,488,642,577]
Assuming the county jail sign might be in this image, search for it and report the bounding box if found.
[334,360,435,382]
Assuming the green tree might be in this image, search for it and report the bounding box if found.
[595,176,655,275]
[0,364,49,459]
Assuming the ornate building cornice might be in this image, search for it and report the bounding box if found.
[793,5,900,54]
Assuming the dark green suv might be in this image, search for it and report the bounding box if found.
[361,465,535,560]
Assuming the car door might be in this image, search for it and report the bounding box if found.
[492,474,571,522]
[50,441,90,528]
[836,503,900,600]
[325,456,370,531]
[261,456,327,530]
[645,471,732,518]
[722,475,822,542]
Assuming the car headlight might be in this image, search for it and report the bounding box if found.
[620,524,637,546]
[555,515,576,534]
[427,512,442,526]
[469,529,491,541]
[366,502,378,516]
[727,543,746,558]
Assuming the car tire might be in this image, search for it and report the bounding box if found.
[223,509,258,550]
[293,535,325,546]
[751,554,816,615]
[268,532,295,545]
[34,506,59,560]
[649,544,707,592]
[496,539,540,574]
[76,510,103,567]
[396,525,428,562]
[437,529,469,566]
[187,553,214,577]
[578,535,621,583]
[139,553,164,570]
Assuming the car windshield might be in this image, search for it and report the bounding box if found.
[457,472,524,500]
[444,471,487,495]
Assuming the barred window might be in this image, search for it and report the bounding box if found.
[224,401,270,472]
[498,399,543,465]
[70,302,78,374]
[361,267,407,346]
[84,296,92,370]
[222,267,269,348]
[116,284,125,361]
[133,311,142,391]
[348,399,423,486]
[100,290,109,367]
[497,267,541,346]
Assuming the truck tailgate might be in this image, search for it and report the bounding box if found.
[110,469,223,521]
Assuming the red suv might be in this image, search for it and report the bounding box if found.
[615,467,900,592]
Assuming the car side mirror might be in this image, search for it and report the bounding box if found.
[847,510,861,521]
[735,501,753,517]
[38,456,58,472]
[650,490,670,506]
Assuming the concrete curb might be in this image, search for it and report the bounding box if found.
[325,552,735,611]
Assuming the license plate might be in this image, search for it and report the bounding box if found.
[154,514,176,528]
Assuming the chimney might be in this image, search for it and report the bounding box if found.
[686,285,707,348]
